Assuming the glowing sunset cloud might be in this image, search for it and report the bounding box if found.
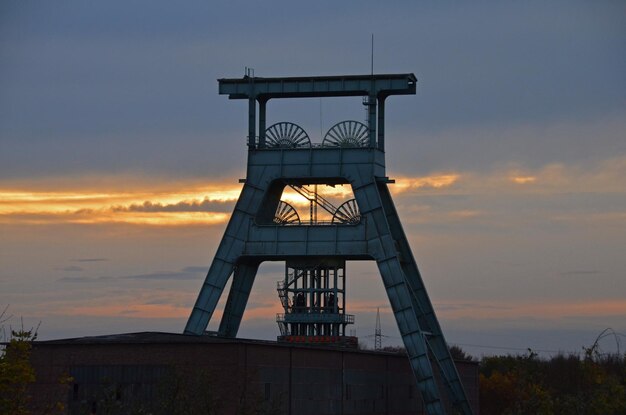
[279,185,353,207]
[42,296,626,323]
[0,181,362,226]
[391,174,460,194]
[511,176,537,184]
[69,211,230,226]
[51,298,282,320]
[2,157,625,226]
[0,181,242,226]
[55,303,192,319]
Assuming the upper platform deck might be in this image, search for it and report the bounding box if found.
[219,73,417,100]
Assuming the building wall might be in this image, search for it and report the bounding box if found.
[29,336,479,414]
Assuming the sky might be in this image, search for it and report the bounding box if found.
[1,1,625,357]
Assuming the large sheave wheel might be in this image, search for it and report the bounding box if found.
[322,121,369,147]
[265,122,311,148]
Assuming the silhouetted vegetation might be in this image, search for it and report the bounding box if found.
[0,328,37,415]
[480,347,626,415]
[0,308,69,415]
[449,345,475,362]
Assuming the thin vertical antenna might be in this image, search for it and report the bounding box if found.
[370,33,374,75]
[364,33,375,124]
[375,307,382,351]
[319,98,323,139]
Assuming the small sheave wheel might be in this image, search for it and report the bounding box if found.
[265,122,311,148]
[332,199,361,224]
[274,201,301,225]
[322,120,369,147]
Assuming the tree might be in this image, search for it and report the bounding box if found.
[0,327,37,415]
[0,307,68,415]
[480,347,626,415]
[448,345,474,362]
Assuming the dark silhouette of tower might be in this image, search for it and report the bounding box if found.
[184,73,472,415]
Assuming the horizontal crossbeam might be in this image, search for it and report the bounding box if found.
[219,73,417,99]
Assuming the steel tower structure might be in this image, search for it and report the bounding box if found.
[276,258,357,347]
[184,73,472,415]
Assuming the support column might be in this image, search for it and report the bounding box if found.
[184,258,235,334]
[258,98,268,148]
[218,261,261,337]
[248,97,256,149]
[368,92,377,148]
[377,96,386,151]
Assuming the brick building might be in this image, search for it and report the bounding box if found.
[29,332,478,414]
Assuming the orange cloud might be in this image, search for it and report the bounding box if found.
[0,179,362,226]
[58,303,192,319]
[0,182,242,226]
[511,176,537,184]
[391,174,460,194]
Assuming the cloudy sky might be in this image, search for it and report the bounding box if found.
[1,1,625,357]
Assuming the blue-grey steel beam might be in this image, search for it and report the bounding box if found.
[377,181,472,414]
[247,98,256,148]
[185,183,264,334]
[219,73,417,100]
[377,97,386,151]
[258,98,268,148]
[218,261,260,337]
[368,92,377,148]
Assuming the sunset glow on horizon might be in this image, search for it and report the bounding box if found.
[0,174,466,226]
[1,1,624,359]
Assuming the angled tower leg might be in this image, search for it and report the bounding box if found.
[377,182,472,414]
[376,255,445,414]
[352,179,443,414]
[218,261,260,337]
[184,183,264,335]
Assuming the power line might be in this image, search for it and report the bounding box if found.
[451,342,580,355]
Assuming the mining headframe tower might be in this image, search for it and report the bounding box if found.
[184,73,472,415]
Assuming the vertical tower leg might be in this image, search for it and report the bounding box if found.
[218,261,260,337]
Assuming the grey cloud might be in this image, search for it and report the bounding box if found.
[57,276,115,283]
[111,198,233,213]
[72,258,109,263]
[434,303,512,312]
[57,265,205,283]
[143,298,173,305]
[121,272,198,281]
[246,302,275,310]
[181,266,207,273]
[560,270,601,277]
[2,2,624,180]
[57,265,84,272]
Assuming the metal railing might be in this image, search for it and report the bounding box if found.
[276,312,355,324]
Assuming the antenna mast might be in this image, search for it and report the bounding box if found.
[371,33,374,75]
[375,307,382,351]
